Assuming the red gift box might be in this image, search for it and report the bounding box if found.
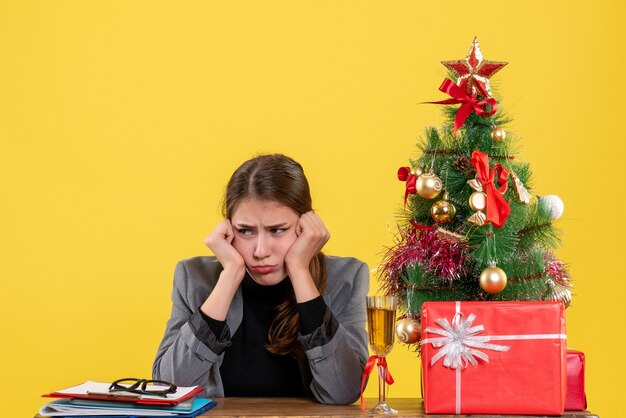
[566,349,587,410]
[421,301,567,415]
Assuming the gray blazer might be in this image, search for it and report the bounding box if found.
[153,255,370,404]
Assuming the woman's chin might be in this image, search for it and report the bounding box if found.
[249,270,287,286]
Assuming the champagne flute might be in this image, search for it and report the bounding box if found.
[366,295,397,414]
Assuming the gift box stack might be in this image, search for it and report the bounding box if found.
[379,38,587,415]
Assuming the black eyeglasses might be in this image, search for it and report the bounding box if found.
[109,378,177,397]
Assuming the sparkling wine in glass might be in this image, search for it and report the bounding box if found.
[366,295,397,414]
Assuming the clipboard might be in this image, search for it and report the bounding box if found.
[42,381,204,406]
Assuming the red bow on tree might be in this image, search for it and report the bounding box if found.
[397,166,418,207]
[470,150,510,228]
[427,78,498,136]
[360,355,394,412]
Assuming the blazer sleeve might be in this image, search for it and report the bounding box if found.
[152,260,228,396]
[297,259,370,405]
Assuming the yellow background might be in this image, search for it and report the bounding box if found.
[1,2,623,416]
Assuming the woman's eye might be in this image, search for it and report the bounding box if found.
[237,229,253,236]
[271,228,287,234]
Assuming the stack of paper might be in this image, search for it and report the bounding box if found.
[38,381,215,418]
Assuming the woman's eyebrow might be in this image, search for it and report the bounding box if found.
[233,222,255,229]
[265,223,290,229]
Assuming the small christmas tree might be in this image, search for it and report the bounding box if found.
[382,38,571,347]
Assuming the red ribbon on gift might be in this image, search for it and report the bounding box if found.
[398,166,417,207]
[360,355,394,412]
[426,78,498,136]
[471,150,510,228]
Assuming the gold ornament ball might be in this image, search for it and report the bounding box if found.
[469,191,487,212]
[490,127,507,142]
[480,265,508,294]
[396,317,421,344]
[411,166,424,176]
[431,199,457,224]
[415,172,443,199]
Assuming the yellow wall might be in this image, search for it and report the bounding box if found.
[1,2,623,416]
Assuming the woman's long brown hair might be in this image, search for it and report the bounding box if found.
[223,154,327,355]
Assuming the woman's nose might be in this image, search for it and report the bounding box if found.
[253,234,271,259]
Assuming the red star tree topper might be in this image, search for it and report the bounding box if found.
[442,37,507,98]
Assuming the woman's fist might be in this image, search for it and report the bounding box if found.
[204,219,245,276]
[284,211,330,275]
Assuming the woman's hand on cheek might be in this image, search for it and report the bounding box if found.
[284,211,330,276]
[203,219,246,280]
[201,220,246,320]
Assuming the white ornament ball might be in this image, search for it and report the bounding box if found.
[539,195,565,220]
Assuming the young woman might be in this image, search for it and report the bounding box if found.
[153,154,369,405]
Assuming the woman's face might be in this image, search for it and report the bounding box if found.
[230,197,300,285]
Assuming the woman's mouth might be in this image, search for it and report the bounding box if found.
[251,265,277,274]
